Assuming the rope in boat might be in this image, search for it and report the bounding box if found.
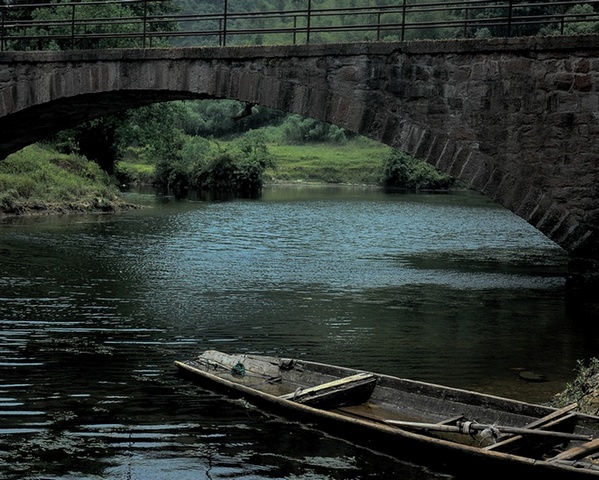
[291,387,304,400]
[478,425,501,445]
[464,421,501,446]
[231,362,246,377]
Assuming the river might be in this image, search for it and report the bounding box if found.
[1,185,597,479]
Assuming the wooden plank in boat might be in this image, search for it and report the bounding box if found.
[196,350,282,378]
[280,372,377,408]
[484,403,578,452]
[549,438,599,462]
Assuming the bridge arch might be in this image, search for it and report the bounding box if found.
[1,36,599,269]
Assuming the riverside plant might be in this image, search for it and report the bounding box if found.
[554,358,599,414]
[0,144,122,214]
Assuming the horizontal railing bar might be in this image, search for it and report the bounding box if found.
[2,0,599,51]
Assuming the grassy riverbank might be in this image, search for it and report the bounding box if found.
[118,135,395,187]
[265,138,391,185]
[0,144,139,216]
[0,134,452,216]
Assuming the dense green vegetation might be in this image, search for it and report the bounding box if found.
[0,97,455,213]
[171,0,599,44]
[115,100,455,192]
[0,144,130,215]
[382,150,455,190]
[2,0,175,50]
[553,358,599,413]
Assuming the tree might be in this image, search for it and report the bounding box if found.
[50,103,185,176]
[50,116,126,175]
[3,0,175,50]
[281,115,349,144]
[539,4,599,35]
[77,116,124,175]
[178,100,285,138]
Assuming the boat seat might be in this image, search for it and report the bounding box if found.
[279,372,377,408]
[484,403,578,452]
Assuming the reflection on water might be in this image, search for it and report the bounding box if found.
[0,185,596,479]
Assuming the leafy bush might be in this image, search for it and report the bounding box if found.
[153,132,274,194]
[553,358,599,414]
[193,133,275,194]
[382,150,455,190]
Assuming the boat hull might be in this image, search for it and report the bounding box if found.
[175,351,599,479]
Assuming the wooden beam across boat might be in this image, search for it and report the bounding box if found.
[485,403,579,451]
[384,419,593,442]
[279,372,377,408]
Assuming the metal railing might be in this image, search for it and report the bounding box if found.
[1,0,599,51]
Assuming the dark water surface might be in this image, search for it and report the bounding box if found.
[1,185,597,479]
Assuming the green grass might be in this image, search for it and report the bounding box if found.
[0,144,122,214]
[115,161,155,185]
[266,139,392,185]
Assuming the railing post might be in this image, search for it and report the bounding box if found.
[1,6,4,52]
[293,15,297,44]
[306,0,311,44]
[223,0,228,46]
[142,0,148,49]
[463,1,469,38]
[71,3,76,49]
[507,0,513,37]
[401,0,407,41]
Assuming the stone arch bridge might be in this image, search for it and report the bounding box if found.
[1,35,598,285]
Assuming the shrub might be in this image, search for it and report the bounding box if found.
[115,162,155,185]
[192,133,274,194]
[381,150,455,190]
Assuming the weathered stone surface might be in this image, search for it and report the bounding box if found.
[1,35,599,263]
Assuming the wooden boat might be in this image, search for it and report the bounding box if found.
[175,350,599,478]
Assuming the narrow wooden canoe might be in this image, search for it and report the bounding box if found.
[175,350,599,479]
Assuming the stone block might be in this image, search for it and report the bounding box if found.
[574,74,593,92]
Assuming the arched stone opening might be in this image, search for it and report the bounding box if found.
[0,38,598,272]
